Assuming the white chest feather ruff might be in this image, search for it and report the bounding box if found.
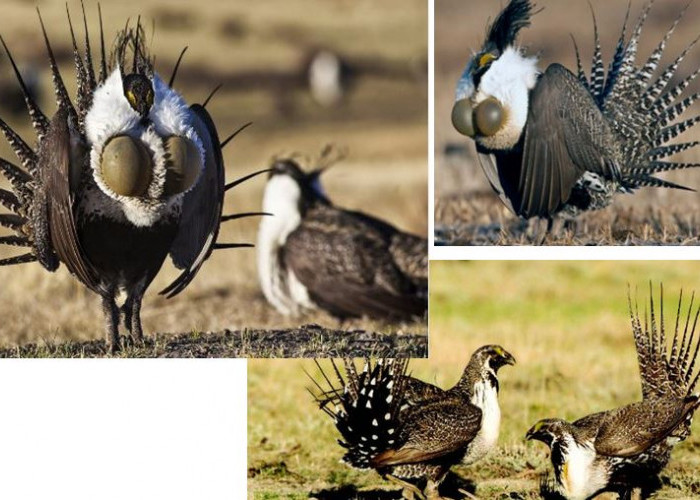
[558,438,608,500]
[83,69,204,227]
[473,47,539,151]
[463,378,500,464]
[257,176,315,315]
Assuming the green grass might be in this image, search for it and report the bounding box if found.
[248,261,700,499]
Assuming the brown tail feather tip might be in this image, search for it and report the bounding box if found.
[0,252,36,266]
[202,84,222,108]
[168,46,188,87]
[0,236,30,247]
[212,243,254,250]
[220,122,253,149]
[220,212,272,222]
[224,168,272,192]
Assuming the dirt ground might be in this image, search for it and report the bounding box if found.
[0,324,427,358]
[435,0,700,245]
[0,0,427,354]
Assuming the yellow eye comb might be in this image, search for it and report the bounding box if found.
[479,53,496,68]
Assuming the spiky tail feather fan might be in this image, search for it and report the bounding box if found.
[574,0,700,191]
[0,2,125,271]
[628,283,700,401]
[628,283,700,445]
[0,4,104,270]
[308,358,409,469]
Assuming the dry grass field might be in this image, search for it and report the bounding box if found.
[435,0,700,245]
[0,0,427,355]
[249,261,700,499]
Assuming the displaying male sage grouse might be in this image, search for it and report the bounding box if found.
[0,7,260,351]
[527,286,700,500]
[257,149,427,320]
[451,0,700,220]
[309,346,516,499]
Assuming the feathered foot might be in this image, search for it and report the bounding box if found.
[525,217,550,245]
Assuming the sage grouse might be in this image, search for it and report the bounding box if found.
[451,0,700,220]
[309,346,515,499]
[0,8,260,351]
[257,152,427,320]
[527,286,700,500]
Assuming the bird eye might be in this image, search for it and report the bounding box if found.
[474,98,504,137]
[100,135,153,197]
[163,136,202,196]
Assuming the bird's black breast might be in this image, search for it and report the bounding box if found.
[477,138,526,212]
[78,214,179,288]
[551,441,565,471]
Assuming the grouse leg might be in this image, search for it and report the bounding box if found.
[629,488,643,500]
[425,477,454,500]
[619,488,643,500]
[526,217,548,245]
[122,296,133,335]
[385,475,426,500]
[130,294,144,343]
[125,286,145,344]
[101,290,120,353]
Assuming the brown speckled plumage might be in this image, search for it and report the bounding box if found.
[528,284,700,499]
[310,346,515,499]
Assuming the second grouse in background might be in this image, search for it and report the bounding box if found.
[257,150,427,321]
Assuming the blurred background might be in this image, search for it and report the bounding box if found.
[436,0,700,244]
[249,261,700,498]
[0,0,427,346]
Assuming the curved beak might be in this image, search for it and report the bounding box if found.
[526,421,550,443]
[525,426,537,441]
[502,350,516,366]
[451,98,476,137]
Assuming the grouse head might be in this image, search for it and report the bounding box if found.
[266,158,331,214]
[85,21,204,226]
[472,344,516,372]
[458,344,515,395]
[526,418,572,447]
[122,73,154,120]
[452,0,539,151]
